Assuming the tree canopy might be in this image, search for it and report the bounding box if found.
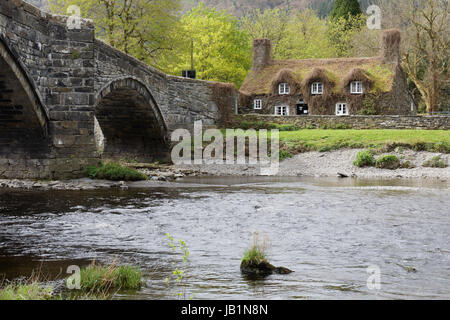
[48,0,182,68]
[159,3,252,87]
[330,0,362,20]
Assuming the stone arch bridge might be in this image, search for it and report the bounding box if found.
[0,0,237,179]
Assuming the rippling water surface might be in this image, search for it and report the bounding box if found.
[0,177,449,299]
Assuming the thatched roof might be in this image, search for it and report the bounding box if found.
[240,57,395,96]
[342,68,374,88]
[269,69,300,95]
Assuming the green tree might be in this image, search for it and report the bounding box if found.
[330,0,362,20]
[327,13,366,57]
[240,8,336,60]
[48,0,182,68]
[159,3,251,87]
[239,8,291,59]
[277,9,336,59]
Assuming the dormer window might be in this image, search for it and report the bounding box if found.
[254,99,262,110]
[350,81,363,94]
[279,83,290,95]
[311,82,323,95]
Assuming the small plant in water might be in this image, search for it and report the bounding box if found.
[242,231,270,265]
[78,260,142,296]
[165,233,194,300]
[241,232,292,278]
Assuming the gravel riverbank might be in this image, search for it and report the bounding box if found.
[176,149,450,181]
[0,150,448,190]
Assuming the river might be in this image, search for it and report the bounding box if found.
[0,177,449,300]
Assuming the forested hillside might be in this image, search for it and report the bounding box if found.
[182,0,376,17]
[25,0,387,18]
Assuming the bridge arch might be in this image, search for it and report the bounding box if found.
[0,36,50,161]
[95,77,169,162]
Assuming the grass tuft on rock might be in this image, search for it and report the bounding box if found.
[86,161,148,181]
[241,232,270,265]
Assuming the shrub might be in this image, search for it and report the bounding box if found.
[432,142,450,153]
[422,156,448,168]
[376,155,401,170]
[353,150,376,167]
[360,95,378,115]
[80,263,142,294]
[86,162,148,181]
[276,124,300,132]
[238,121,278,130]
[279,150,293,161]
[332,123,351,130]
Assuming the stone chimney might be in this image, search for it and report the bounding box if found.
[252,39,272,70]
[380,29,401,65]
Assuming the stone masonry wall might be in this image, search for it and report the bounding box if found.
[95,40,236,133]
[239,114,450,130]
[0,0,97,179]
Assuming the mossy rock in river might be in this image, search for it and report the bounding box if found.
[240,260,293,278]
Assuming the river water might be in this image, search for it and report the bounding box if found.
[0,177,449,300]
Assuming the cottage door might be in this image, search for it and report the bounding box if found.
[296,99,309,115]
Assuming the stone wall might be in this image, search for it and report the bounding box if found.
[94,40,237,133]
[0,0,97,179]
[238,114,450,130]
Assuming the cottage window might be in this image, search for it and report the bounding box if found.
[350,81,363,94]
[254,99,262,110]
[279,83,290,95]
[336,103,349,116]
[311,82,323,95]
[275,105,289,116]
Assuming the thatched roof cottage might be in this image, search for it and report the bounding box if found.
[238,29,416,116]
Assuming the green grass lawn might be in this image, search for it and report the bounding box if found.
[277,129,450,153]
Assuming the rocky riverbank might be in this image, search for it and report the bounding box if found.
[0,150,448,190]
[176,149,449,181]
[0,167,202,190]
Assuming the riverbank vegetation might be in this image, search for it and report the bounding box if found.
[0,283,53,300]
[353,150,376,167]
[86,162,148,181]
[375,155,401,170]
[0,262,142,300]
[423,156,448,168]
